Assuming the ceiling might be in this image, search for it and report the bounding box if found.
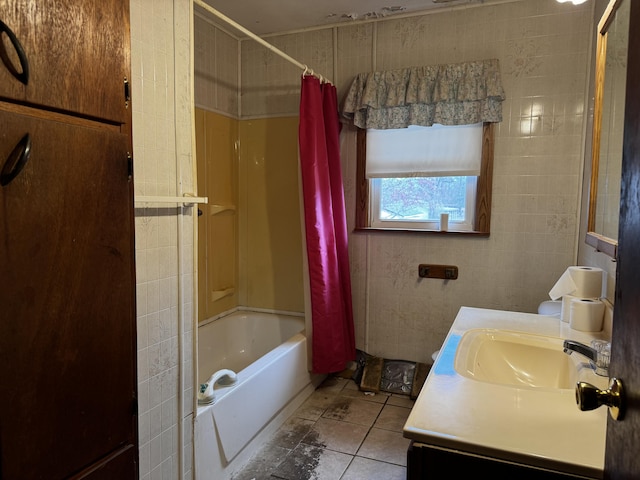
[200,0,485,36]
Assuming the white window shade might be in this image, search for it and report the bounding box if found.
[365,123,483,178]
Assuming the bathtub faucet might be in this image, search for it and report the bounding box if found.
[197,369,238,405]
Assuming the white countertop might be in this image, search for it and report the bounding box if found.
[403,307,610,479]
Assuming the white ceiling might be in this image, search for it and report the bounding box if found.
[200,0,485,36]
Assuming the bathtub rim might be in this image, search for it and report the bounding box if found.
[198,306,305,329]
[196,330,307,414]
[196,306,307,412]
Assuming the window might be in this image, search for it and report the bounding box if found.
[371,176,476,230]
[356,123,494,235]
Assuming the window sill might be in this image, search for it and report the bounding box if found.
[354,227,490,237]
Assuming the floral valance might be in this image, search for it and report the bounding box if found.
[341,59,506,129]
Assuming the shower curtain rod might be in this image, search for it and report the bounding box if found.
[193,0,331,84]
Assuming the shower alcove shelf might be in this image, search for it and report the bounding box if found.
[206,201,236,304]
[208,204,236,215]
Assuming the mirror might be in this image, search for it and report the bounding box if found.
[586,0,630,258]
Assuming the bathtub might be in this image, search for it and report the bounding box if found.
[194,309,323,480]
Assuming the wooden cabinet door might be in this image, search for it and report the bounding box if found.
[0,0,130,123]
[0,108,137,480]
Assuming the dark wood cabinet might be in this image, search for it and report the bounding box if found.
[70,445,138,480]
[407,442,596,479]
[0,1,137,479]
[0,0,130,123]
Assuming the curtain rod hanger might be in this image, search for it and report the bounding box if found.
[193,0,331,84]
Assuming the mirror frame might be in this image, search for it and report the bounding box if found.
[586,0,625,259]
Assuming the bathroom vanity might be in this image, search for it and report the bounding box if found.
[403,307,610,479]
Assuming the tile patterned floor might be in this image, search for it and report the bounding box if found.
[231,376,414,480]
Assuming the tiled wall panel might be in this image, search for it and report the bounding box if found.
[194,12,239,117]
[241,29,334,118]
[237,0,596,363]
[131,0,195,478]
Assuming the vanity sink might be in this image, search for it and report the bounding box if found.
[403,307,610,478]
[454,329,577,390]
[404,307,609,479]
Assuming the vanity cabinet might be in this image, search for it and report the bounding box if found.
[407,442,596,479]
[0,1,137,479]
[403,308,607,479]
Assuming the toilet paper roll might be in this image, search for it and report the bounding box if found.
[560,294,580,323]
[549,266,603,300]
[570,266,603,298]
[569,298,605,332]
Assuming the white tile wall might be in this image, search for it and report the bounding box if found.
[236,0,597,363]
[194,12,240,117]
[241,29,335,118]
[131,0,195,478]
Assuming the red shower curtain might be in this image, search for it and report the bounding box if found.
[299,75,356,374]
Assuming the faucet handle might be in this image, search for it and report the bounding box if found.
[591,340,611,375]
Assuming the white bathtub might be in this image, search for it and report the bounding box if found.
[194,309,323,480]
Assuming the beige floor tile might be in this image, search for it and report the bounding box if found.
[342,378,360,391]
[316,376,350,393]
[373,404,411,432]
[230,444,290,480]
[272,443,352,480]
[357,428,411,466]
[232,377,417,480]
[322,396,384,427]
[339,386,390,404]
[302,417,369,455]
[271,416,316,449]
[340,457,406,480]
[386,394,415,408]
[294,388,340,421]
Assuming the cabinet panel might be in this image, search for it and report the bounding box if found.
[0,0,130,123]
[71,445,137,480]
[0,109,136,480]
[407,442,594,479]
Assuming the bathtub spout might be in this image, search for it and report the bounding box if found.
[198,369,238,405]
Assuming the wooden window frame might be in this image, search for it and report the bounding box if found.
[355,122,495,236]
